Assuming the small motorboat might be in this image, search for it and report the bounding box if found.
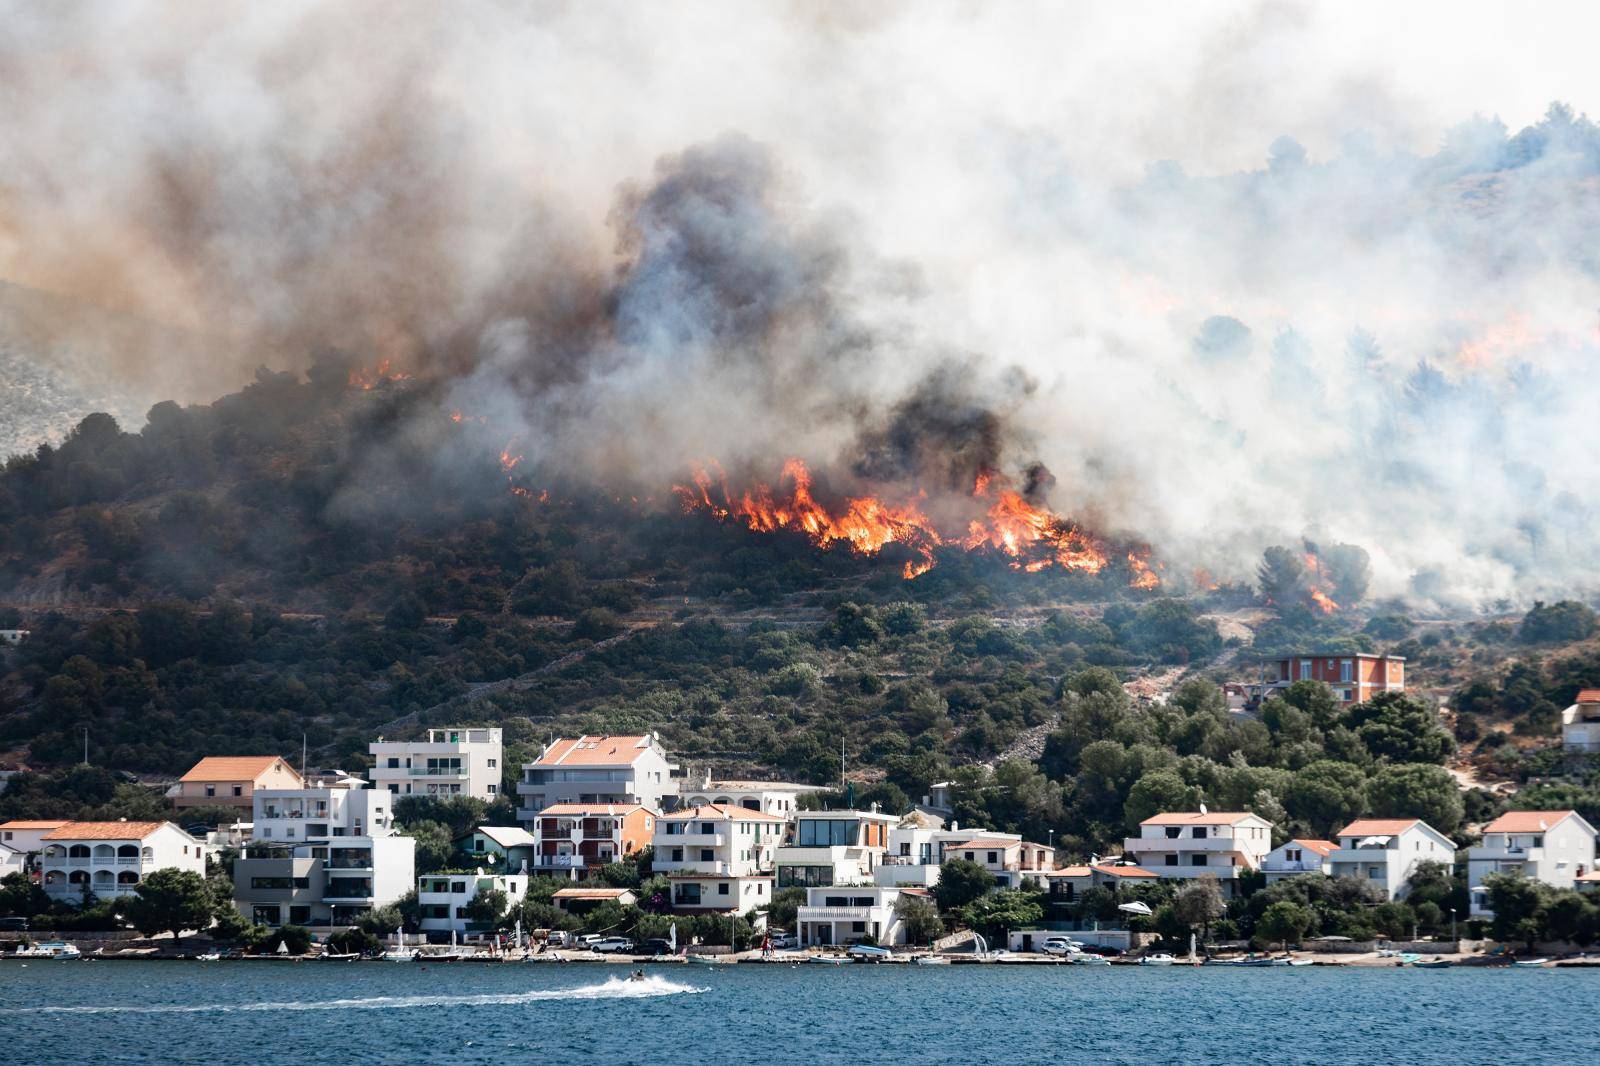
[14,941,81,960]
[195,953,222,962]
[847,944,893,962]
[912,955,951,965]
[1287,958,1315,967]
[1139,953,1176,966]
[685,953,726,965]
[1413,959,1453,969]
[317,951,360,962]
[809,955,849,965]
[1071,952,1111,966]
[1512,958,1550,968]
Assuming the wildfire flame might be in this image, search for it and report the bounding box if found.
[347,359,411,389]
[674,459,1156,585]
[1303,551,1340,613]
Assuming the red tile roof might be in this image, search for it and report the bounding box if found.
[1337,819,1420,837]
[0,820,71,830]
[551,887,635,900]
[42,821,167,841]
[537,803,653,817]
[1577,689,1600,704]
[534,736,655,767]
[661,803,783,822]
[180,756,297,783]
[949,839,1019,852]
[1289,839,1338,857]
[1482,811,1578,834]
[1142,812,1260,826]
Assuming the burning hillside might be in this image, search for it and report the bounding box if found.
[673,458,1160,586]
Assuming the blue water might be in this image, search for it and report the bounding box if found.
[2,961,1594,1064]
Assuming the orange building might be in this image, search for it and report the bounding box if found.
[532,802,656,880]
[168,756,304,811]
[1255,652,1404,706]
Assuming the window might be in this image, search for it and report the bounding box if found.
[1164,854,1178,867]
[671,848,683,862]
[778,866,833,888]
[488,784,497,794]
[1299,659,1311,681]
[1286,849,1301,862]
[1340,659,1353,683]
[451,881,466,893]
[796,819,857,847]
[1191,827,1207,839]
[233,785,243,797]
[986,851,998,864]
[717,883,729,895]
[1164,827,1181,839]
[487,759,497,768]
[676,883,702,906]
[387,758,400,769]
[253,906,280,925]
[205,785,216,798]
[699,849,714,863]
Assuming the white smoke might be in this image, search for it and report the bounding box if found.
[2,1,1598,605]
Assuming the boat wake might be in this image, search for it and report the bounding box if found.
[4,975,705,1015]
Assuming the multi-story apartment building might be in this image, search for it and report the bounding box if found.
[233,784,415,928]
[369,727,504,802]
[1247,652,1405,707]
[1328,818,1454,901]
[38,822,206,903]
[1561,690,1600,753]
[796,884,918,947]
[1260,838,1336,882]
[531,803,656,880]
[654,804,782,913]
[1122,811,1274,898]
[1468,810,1596,917]
[168,755,303,812]
[516,735,676,824]
[418,871,529,937]
[774,809,898,889]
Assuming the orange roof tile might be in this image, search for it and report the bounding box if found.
[949,839,1019,852]
[551,887,635,899]
[1289,839,1338,857]
[1482,811,1579,834]
[42,821,167,840]
[0,820,71,830]
[180,756,297,783]
[1577,689,1600,704]
[662,804,783,822]
[1142,812,1260,826]
[1094,864,1160,878]
[534,736,655,767]
[1337,819,1420,837]
[537,803,654,817]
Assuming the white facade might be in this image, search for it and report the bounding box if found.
[1260,839,1336,882]
[418,871,529,935]
[234,784,416,927]
[1468,811,1597,917]
[1562,693,1600,753]
[942,837,1056,889]
[370,727,503,801]
[676,777,821,817]
[796,885,912,947]
[1329,819,1455,901]
[654,804,782,913]
[38,822,206,903]
[1,842,24,876]
[1123,812,1274,898]
[774,809,898,890]
[0,820,70,862]
[516,735,677,823]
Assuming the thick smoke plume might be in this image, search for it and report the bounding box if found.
[2,2,1600,606]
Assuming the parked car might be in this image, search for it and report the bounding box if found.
[1040,937,1083,956]
[636,938,675,956]
[768,932,796,949]
[591,936,635,953]
[543,931,571,948]
[575,934,605,948]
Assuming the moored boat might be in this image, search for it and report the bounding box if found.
[1139,953,1176,966]
[1413,959,1453,969]
[14,941,81,960]
[1512,958,1549,968]
[1071,952,1111,965]
[809,955,849,965]
[912,955,950,965]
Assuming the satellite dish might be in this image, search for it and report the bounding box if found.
[1198,802,1208,815]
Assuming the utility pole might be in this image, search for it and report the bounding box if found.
[301,733,308,777]
[82,726,89,766]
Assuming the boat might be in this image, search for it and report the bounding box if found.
[912,955,951,965]
[195,953,222,962]
[1513,958,1550,968]
[809,955,849,965]
[1071,952,1111,965]
[1287,958,1315,967]
[847,944,893,962]
[1413,959,1453,969]
[317,951,360,962]
[14,941,81,960]
[383,927,416,963]
[1138,953,1176,966]
[686,953,727,964]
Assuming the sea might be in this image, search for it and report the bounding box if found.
[1,960,1593,1065]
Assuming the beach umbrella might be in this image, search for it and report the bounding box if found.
[276,940,289,955]
[669,922,678,954]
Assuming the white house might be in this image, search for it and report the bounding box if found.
[369,726,504,802]
[774,809,899,889]
[1329,818,1454,901]
[942,837,1056,888]
[654,804,783,913]
[0,842,24,876]
[1468,810,1597,917]
[418,871,529,936]
[675,775,823,816]
[516,735,677,824]
[0,819,71,866]
[37,822,206,903]
[1122,811,1274,898]
[233,783,416,928]
[0,629,29,646]
[460,825,538,871]
[1561,690,1600,753]
[796,885,920,947]
[1261,838,1337,883]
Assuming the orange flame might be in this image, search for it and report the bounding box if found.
[348,359,411,389]
[674,459,1150,584]
[1302,551,1340,613]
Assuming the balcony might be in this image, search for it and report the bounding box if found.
[1145,863,1243,879]
[659,831,726,847]
[407,768,467,777]
[1125,836,1243,854]
[534,854,587,869]
[1473,845,1544,863]
[797,905,889,921]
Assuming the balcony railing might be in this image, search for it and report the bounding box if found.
[798,905,883,920]
[407,768,467,777]
[534,854,585,868]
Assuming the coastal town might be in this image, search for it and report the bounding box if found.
[4,653,1599,969]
